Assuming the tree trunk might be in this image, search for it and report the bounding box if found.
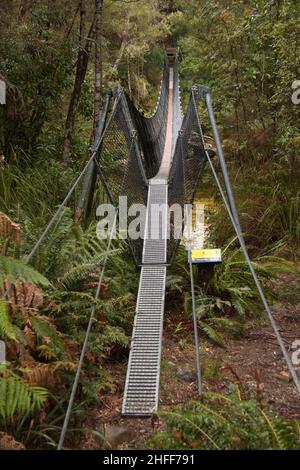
[93,0,103,138]
[79,0,86,47]
[112,36,127,73]
[62,2,95,166]
[65,1,81,40]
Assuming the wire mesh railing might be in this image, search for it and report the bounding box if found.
[167,88,207,263]
[127,61,170,179]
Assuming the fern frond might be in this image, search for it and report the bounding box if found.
[0,374,48,425]
[0,300,16,340]
[198,320,224,346]
[0,212,21,246]
[0,255,50,287]
[31,317,63,345]
[148,390,300,450]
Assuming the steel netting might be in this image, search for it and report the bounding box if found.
[126,61,170,178]
[168,90,207,263]
[98,58,207,266]
[98,89,147,264]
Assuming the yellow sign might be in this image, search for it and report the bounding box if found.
[191,249,222,263]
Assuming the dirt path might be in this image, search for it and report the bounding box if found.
[219,302,300,419]
[81,299,300,449]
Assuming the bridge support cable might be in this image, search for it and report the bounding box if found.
[24,94,121,267]
[188,248,202,395]
[25,155,98,264]
[3,92,122,291]
[2,151,100,302]
[97,87,152,265]
[57,209,118,450]
[186,202,202,394]
[167,85,208,264]
[192,90,300,397]
[205,92,242,234]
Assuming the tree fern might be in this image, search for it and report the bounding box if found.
[0,255,50,287]
[180,241,297,345]
[0,372,48,427]
[148,386,300,450]
[198,320,225,346]
[30,317,65,353]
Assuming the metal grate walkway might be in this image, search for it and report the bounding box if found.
[122,182,168,415]
[122,61,175,416]
[142,183,167,265]
[122,265,166,415]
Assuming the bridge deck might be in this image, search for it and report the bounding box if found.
[122,65,174,416]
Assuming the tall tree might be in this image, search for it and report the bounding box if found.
[62,1,95,166]
[0,1,73,164]
[93,0,103,138]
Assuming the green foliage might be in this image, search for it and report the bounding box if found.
[183,239,294,345]
[0,162,76,223]
[43,220,137,335]
[148,385,300,450]
[0,300,15,340]
[0,368,48,430]
[173,0,300,249]
[1,0,299,452]
[0,2,73,163]
[0,162,79,279]
[0,255,50,287]
[0,209,137,444]
[0,1,170,165]
[103,0,169,106]
[31,317,65,353]
[98,325,129,356]
[166,273,186,293]
[259,189,300,248]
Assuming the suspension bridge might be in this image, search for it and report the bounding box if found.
[9,49,300,448]
[95,50,209,416]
